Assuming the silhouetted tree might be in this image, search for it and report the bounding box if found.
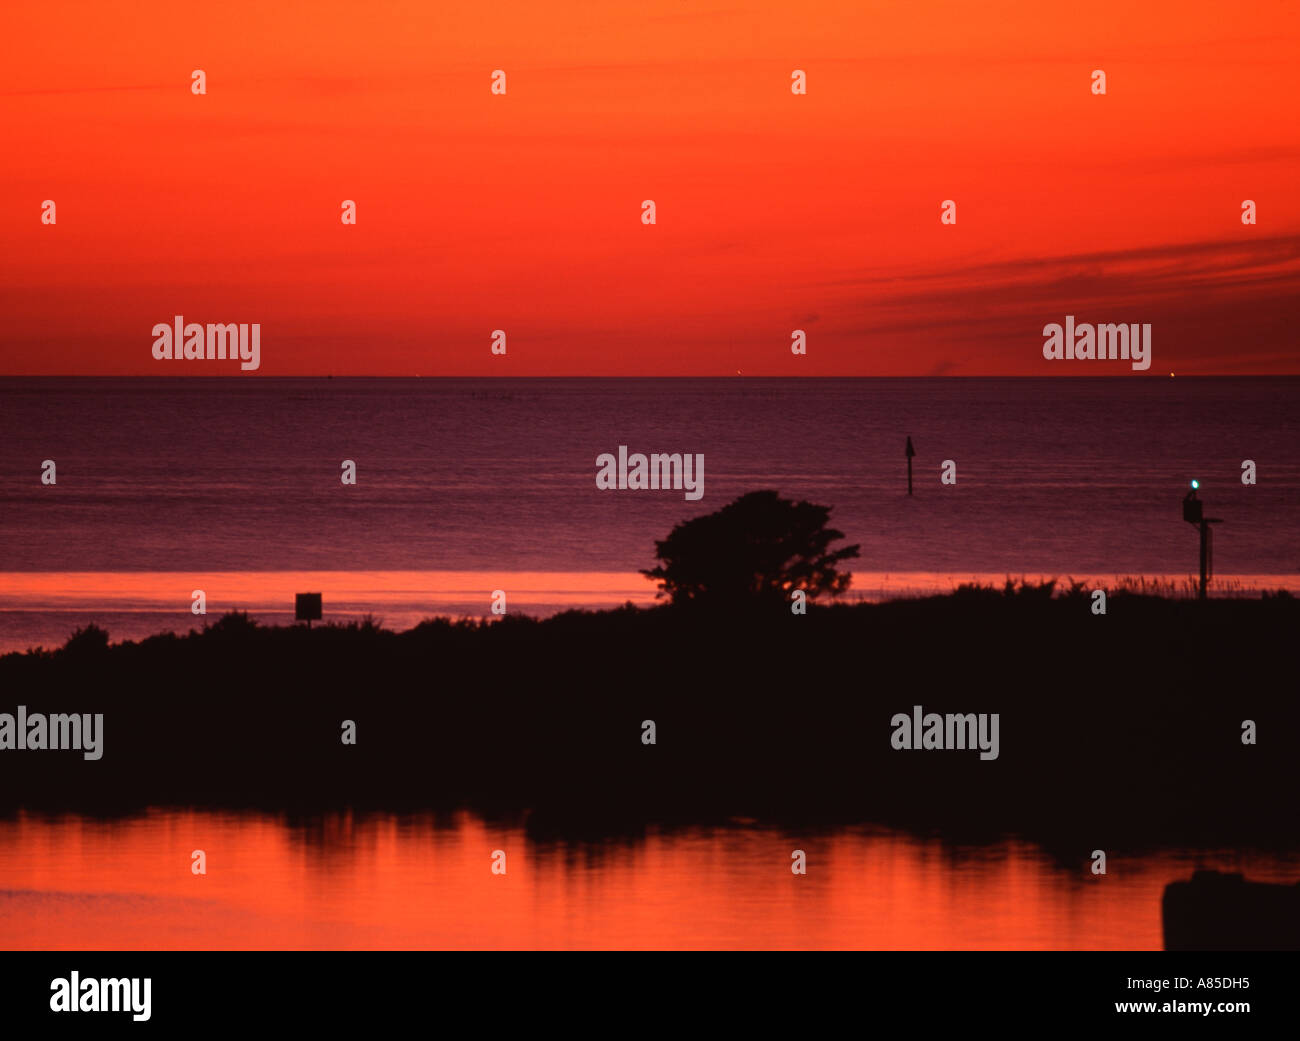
[642,490,860,607]
[62,623,109,657]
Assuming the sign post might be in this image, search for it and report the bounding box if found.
[295,592,323,629]
[1182,481,1223,600]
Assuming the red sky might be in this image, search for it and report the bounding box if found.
[2,0,1298,376]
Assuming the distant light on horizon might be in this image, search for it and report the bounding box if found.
[1191,479,1199,489]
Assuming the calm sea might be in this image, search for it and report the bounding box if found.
[1,377,1297,652]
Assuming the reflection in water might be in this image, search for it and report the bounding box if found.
[1,811,1295,950]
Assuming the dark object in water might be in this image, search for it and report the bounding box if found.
[1163,870,1300,951]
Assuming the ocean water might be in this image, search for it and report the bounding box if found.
[1,377,1297,651]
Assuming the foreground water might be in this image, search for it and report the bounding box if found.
[1,811,1296,950]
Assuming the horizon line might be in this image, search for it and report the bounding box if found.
[3,373,1296,381]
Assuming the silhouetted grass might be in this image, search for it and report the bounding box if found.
[2,591,1297,848]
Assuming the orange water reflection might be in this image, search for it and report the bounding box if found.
[2,811,1295,950]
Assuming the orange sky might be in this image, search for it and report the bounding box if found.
[2,0,1297,376]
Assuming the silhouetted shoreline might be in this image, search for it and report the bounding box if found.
[2,585,1297,850]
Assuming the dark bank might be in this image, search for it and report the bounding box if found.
[2,584,1297,854]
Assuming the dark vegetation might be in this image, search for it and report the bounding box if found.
[642,490,859,606]
[2,584,1297,851]
[4,493,1297,851]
